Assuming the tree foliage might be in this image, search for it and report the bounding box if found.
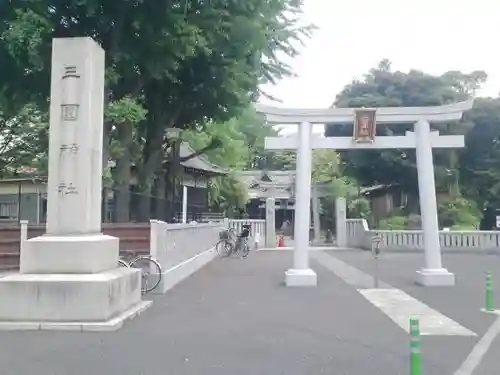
[460,98,500,207]
[1,0,312,220]
[325,60,496,227]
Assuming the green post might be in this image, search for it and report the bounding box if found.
[486,271,494,312]
[410,317,421,375]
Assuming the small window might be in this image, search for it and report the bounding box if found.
[0,203,17,219]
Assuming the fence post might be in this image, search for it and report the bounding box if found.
[254,232,261,250]
[335,198,347,247]
[265,197,276,248]
[371,233,382,288]
[149,220,159,260]
[20,220,29,255]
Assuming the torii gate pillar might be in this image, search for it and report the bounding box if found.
[414,119,451,285]
[286,121,316,286]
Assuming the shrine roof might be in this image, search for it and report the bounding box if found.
[238,170,295,187]
[179,143,228,176]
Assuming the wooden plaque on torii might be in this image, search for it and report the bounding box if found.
[353,108,377,143]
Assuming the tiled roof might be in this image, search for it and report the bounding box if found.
[179,143,228,175]
[238,170,295,187]
[238,170,295,199]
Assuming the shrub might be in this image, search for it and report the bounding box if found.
[379,215,408,230]
[438,197,480,229]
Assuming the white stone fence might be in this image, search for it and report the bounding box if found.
[346,219,500,252]
[150,220,222,269]
[149,220,223,293]
[227,219,266,242]
[21,220,223,273]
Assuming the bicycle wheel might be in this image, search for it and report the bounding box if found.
[118,259,129,267]
[129,256,162,294]
[216,240,233,257]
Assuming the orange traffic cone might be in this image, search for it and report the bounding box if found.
[277,235,285,248]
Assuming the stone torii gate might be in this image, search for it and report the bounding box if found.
[256,100,474,288]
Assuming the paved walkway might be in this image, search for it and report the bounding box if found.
[260,237,337,250]
[0,250,498,374]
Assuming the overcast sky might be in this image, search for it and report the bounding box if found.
[259,0,499,135]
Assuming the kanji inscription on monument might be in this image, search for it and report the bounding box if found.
[60,66,80,121]
[61,104,79,121]
[60,143,79,153]
[57,182,78,195]
[353,109,376,143]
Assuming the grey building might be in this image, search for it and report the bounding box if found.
[0,142,228,224]
[0,177,46,224]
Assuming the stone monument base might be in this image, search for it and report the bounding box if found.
[21,234,119,274]
[0,268,151,331]
[415,268,455,287]
[285,268,318,287]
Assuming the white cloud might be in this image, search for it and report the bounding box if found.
[260,0,500,115]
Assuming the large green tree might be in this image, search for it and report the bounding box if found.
[460,98,500,207]
[184,118,249,215]
[2,0,312,221]
[325,60,487,213]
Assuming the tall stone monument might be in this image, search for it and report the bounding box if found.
[0,37,150,330]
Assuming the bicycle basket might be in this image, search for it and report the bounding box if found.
[219,229,230,240]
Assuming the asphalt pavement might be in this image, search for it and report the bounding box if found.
[0,250,497,374]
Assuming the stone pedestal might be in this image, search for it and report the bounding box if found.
[20,234,119,274]
[0,37,150,331]
[0,269,146,331]
[285,268,318,287]
[415,268,455,287]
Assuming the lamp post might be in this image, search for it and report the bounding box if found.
[165,127,183,223]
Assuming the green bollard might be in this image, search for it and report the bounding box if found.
[486,271,494,312]
[410,317,421,375]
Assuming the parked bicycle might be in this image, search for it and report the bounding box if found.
[217,225,251,258]
[216,227,236,257]
[118,254,162,294]
[235,232,250,258]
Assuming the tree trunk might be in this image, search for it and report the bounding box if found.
[114,158,132,222]
[448,150,461,198]
[101,121,113,221]
[136,88,182,222]
[113,122,134,222]
[136,128,165,222]
[165,176,173,222]
[154,169,167,220]
[136,187,152,222]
